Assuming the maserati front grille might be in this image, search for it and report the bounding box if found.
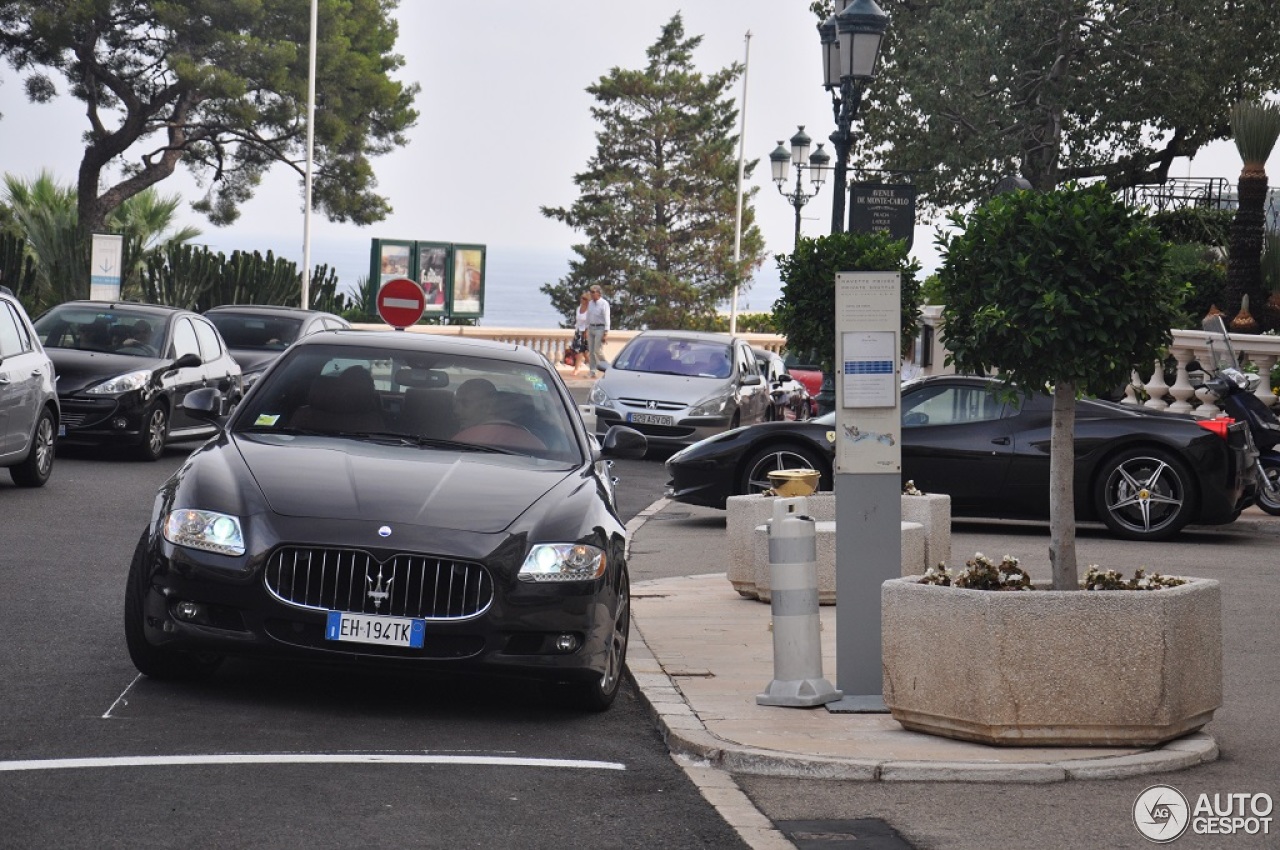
[263,547,494,621]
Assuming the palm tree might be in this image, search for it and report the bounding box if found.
[2,171,84,311]
[1226,100,1280,331]
[107,189,202,298]
[2,172,200,311]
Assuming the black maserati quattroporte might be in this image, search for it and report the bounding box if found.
[125,331,647,710]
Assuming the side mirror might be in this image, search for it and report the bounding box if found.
[740,374,764,387]
[599,425,647,460]
[182,386,226,428]
[167,352,203,372]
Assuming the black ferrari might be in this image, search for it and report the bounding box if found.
[665,375,1258,541]
[125,331,648,710]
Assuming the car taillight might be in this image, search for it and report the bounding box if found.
[1196,416,1235,440]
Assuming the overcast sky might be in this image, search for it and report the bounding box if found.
[0,1,1273,287]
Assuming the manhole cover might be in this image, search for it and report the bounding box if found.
[777,819,915,849]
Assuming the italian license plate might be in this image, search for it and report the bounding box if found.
[325,611,425,648]
[628,412,674,426]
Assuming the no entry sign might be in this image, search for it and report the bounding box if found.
[377,277,426,328]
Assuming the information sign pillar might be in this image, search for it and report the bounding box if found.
[829,271,902,713]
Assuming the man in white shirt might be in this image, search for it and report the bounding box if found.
[585,284,611,378]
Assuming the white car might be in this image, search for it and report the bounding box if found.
[0,287,59,486]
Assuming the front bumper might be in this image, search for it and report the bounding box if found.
[138,539,621,684]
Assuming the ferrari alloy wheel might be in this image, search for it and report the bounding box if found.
[1094,448,1195,541]
[740,443,829,496]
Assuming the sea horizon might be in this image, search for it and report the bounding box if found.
[194,231,786,329]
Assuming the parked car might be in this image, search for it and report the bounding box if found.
[204,304,349,390]
[665,374,1258,542]
[588,330,770,449]
[0,287,59,486]
[782,350,826,414]
[124,330,648,710]
[31,301,242,460]
[753,347,812,421]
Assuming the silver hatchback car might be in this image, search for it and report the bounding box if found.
[0,288,59,486]
[588,330,770,448]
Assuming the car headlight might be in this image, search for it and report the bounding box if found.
[689,392,732,417]
[518,543,606,582]
[163,509,245,556]
[588,384,611,406]
[86,369,152,394]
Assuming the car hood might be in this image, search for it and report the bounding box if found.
[600,368,728,403]
[46,348,171,393]
[228,349,280,374]
[236,436,569,532]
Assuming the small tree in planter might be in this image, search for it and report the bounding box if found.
[937,183,1187,590]
[881,187,1224,747]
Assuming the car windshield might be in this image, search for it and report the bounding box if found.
[614,336,732,378]
[32,305,165,357]
[207,313,303,350]
[234,343,582,464]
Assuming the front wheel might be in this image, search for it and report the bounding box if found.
[560,572,629,712]
[739,442,830,496]
[1093,448,1196,541]
[134,403,169,461]
[9,409,55,487]
[1256,462,1280,516]
[124,532,223,680]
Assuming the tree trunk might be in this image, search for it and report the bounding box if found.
[1226,169,1270,320]
[1049,381,1078,590]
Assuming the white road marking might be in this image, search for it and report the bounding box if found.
[0,753,627,773]
[102,674,143,719]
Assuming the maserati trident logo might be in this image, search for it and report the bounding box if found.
[366,571,394,611]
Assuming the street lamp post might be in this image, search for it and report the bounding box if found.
[820,0,889,234]
[770,127,830,247]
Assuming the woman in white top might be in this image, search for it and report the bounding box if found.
[571,293,591,375]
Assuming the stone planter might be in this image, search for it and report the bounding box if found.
[881,577,1222,747]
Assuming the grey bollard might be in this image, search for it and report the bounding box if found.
[757,496,842,707]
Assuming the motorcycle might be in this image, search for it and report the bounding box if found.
[1189,315,1280,516]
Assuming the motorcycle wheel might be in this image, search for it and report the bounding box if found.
[1257,465,1280,516]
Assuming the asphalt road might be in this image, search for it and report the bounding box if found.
[0,442,743,850]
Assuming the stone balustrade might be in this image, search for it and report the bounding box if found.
[1115,329,1279,416]
[352,323,787,367]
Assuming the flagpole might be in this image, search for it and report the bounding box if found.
[729,30,751,336]
[301,0,318,308]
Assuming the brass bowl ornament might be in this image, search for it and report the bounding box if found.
[765,468,821,497]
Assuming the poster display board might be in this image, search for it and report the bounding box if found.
[449,244,485,319]
[368,239,487,322]
[835,271,902,475]
[417,242,449,315]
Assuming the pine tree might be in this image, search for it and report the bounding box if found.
[540,14,766,330]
